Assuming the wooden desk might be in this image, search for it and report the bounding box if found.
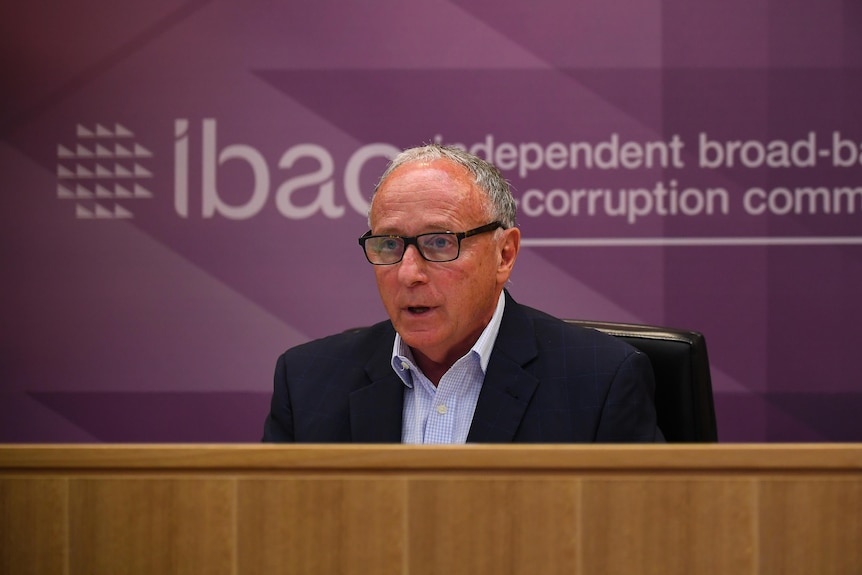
[2,444,861,574]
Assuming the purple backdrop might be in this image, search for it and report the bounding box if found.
[2,0,861,442]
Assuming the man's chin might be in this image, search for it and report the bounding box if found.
[399,326,437,343]
[397,324,442,350]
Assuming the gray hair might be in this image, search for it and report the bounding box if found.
[368,144,517,229]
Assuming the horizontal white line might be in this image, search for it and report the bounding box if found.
[521,236,862,247]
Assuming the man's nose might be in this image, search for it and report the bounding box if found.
[397,245,429,283]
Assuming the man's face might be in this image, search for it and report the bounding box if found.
[369,159,519,367]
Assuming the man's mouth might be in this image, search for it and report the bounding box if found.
[407,306,431,314]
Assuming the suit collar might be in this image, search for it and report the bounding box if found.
[349,293,541,443]
[349,323,404,442]
[467,291,540,442]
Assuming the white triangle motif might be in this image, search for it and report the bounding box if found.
[95,164,113,178]
[134,184,153,198]
[58,145,74,158]
[115,185,133,198]
[115,124,134,137]
[77,125,94,138]
[96,124,112,137]
[94,203,113,218]
[96,185,113,198]
[115,144,132,157]
[96,144,113,158]
[76,185,93,199]
[57,185,75,199]
[115,164,132,177]
[57,165,75,178]
[133,164,153,177]
[76,144,93,158]
[114,204,134,218]
[134,143,152,157]
[75,164,93,178]
[76,204,94,218]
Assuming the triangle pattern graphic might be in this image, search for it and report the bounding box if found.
[134,164,153,177]
[75,164,93,178]
[134,184,153,198]
[114,204,134,218]
[134,144,152,157]
[58,122,155,219]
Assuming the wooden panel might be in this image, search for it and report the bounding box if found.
[406,476,579,575]
[2,445,862,575]
[3,444,862,472]
[580,477,757,575]
[68,477,235,575]
[0,477,68,575]
[237,476,406,574]
[759,476,862,575]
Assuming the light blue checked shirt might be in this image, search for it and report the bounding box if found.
[393,291,506,444]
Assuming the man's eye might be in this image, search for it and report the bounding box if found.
[380,238,401,251]
[420,235,453,250]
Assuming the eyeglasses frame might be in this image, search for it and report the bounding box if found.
[358,221,505,265]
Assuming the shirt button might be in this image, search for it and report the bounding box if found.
[400,361,410,370]
[436,404,447,415]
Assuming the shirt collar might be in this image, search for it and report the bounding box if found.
[390,291,506,385]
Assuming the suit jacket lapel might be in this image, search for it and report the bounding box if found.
[349,327,404,442]
[467,292,540,442]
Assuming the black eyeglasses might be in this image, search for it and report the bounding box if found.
[358,222,504,265]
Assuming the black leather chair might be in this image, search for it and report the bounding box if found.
[566,320,718,442]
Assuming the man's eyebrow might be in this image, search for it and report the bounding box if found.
[374,225,454,235]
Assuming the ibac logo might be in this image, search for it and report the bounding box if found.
[173,119,400,220]
[56,123,154,219]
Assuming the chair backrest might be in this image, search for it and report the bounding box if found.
[566,320,718,442]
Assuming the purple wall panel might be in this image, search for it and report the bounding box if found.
[2,0,861,442]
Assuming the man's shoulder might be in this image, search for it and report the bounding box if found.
[507,298,638,356]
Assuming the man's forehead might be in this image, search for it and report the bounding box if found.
[371,159,487,227]
[382,159,468,187]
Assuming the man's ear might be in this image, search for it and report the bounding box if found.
[497,227,520,279]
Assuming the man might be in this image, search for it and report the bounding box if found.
[263,144,663,442]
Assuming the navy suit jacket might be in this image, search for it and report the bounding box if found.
[263,291,663,442]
